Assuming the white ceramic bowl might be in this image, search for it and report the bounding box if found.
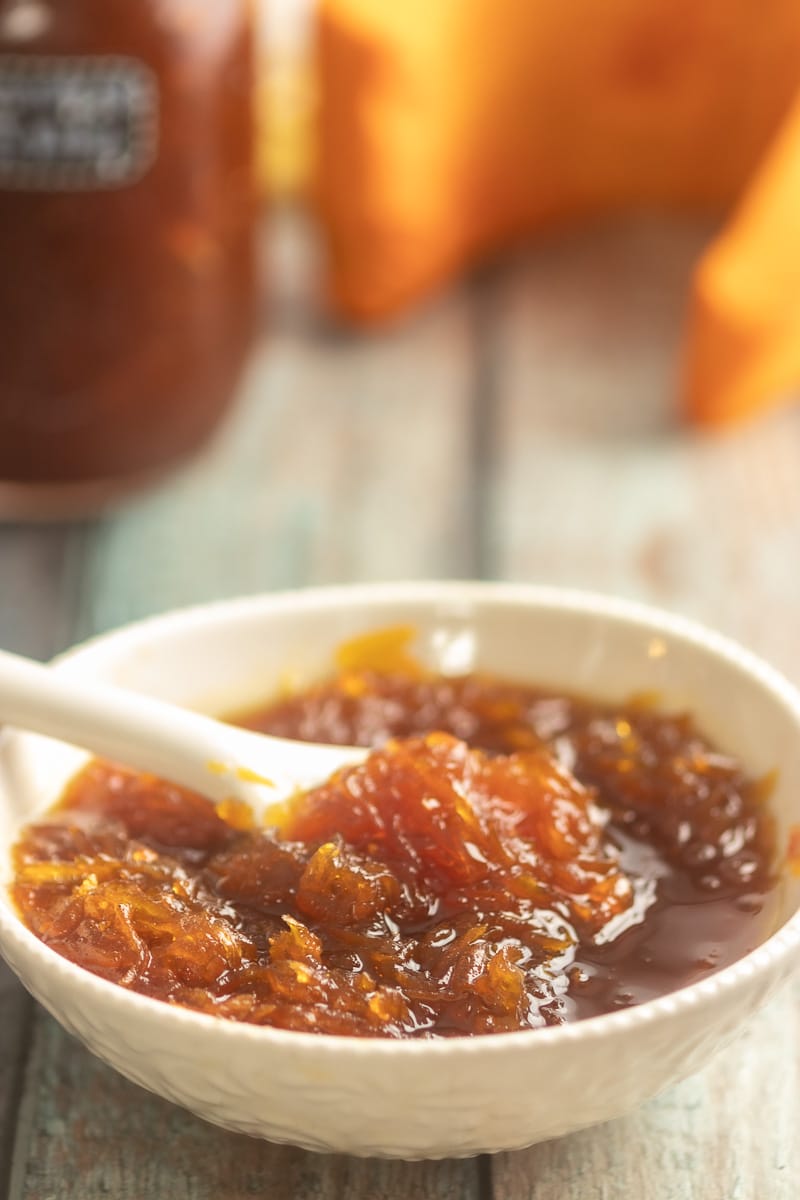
[1,582,799,1159]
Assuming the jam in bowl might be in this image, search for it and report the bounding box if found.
[1,583,799,1157]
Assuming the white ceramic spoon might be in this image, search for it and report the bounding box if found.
[0,647,365,812]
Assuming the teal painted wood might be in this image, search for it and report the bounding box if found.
[10,1013,480,1200]
[0,969,30,1194]
[0,525,89,660]
[7,214,800,1196]
[491,981,800,1200]
[483,220,800,678]
[0,523,91,1195]
[73,294,478,638]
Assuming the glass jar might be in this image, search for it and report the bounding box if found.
[0,0,258,517]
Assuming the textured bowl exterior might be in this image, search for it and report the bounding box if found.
[0,907,796,1158]
[1,582,799,1158]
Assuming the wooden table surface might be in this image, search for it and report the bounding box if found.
[2,212,799,1198]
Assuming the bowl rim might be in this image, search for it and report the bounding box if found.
[2,579,799,1060]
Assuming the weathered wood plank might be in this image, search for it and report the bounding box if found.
[484,217,800,677]
[10,1014,480,1200]
[0,523,91,1196]
[0,963,31,1196]
[74,307,477,635]
[0,524,89,660]
[486,219,800,1198]
[490,978,800,1200]
[73,233,478,637]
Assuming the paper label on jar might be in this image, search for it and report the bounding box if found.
[0,55,158,190]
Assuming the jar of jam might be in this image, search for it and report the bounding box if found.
[0,0,258,517]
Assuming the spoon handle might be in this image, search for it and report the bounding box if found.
[0,648,358,804]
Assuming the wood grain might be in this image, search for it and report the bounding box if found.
[73,245,479,636]
[10,1014,478,1200]
[0,523,91,1196]
[0,525,88,659]
[491,980,800,1200]
[484,218,800,678]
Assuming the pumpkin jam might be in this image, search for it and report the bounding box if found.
[11,633,777,1038]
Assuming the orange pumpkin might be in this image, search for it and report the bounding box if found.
[684,95,800,425]
[314,0,800,422]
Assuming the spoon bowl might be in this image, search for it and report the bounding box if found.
[1,581,800,1158]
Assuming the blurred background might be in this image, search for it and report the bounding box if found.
[1,0,799,659]
[1,0,800,651]
[1,1,800,1194]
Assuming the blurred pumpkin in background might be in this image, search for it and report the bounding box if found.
[304,0,800,426]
